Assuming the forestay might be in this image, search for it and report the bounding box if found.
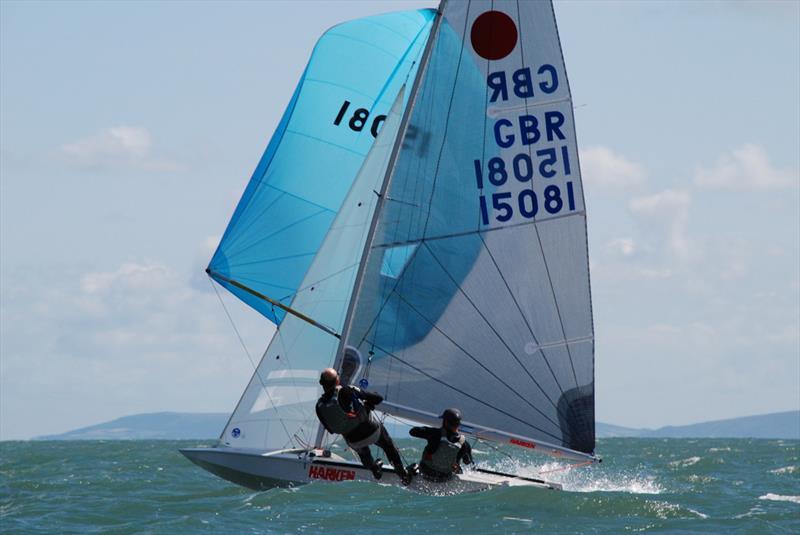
[208,9,434,324]
[340,0,596,458]
[220,90,408,451]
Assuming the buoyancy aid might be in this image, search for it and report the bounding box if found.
[420,430,465,476]
[316,386,365,436]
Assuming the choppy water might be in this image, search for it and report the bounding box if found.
[1,438,798,533]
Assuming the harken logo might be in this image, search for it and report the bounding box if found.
[231,427,241,438]
[308,465,356,482]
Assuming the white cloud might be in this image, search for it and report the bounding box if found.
[606,237,636,257]
[694,144,797,190]
[59,126,183,171]
[629,189,692,260]
[1,261,272,440]
[80,262,171,294]
[580,146,647,188]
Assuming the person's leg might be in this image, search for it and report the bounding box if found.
[353,445,375,469]
[375,425,407,478]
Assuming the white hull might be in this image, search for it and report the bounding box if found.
[180,447,562,494]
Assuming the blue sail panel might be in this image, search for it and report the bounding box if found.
[209,9,435,324]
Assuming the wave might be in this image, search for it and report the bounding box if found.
[759,494,800,504]
[769,465,798,475]
[668,456,701,468]
[488,459,663,494]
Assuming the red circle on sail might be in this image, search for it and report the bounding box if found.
[470,10,518,60]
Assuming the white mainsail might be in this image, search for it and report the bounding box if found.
[336,0,596,460]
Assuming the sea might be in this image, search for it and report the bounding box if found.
[1,438,798,534]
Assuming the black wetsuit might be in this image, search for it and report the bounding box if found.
[409,425,473,479]
[316,386,406,479]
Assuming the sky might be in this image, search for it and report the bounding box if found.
[1,0,798,441]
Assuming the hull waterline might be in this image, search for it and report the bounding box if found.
[180,447,562,494]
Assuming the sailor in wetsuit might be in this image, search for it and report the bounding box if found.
[409,408,473,482]
[315,368,410,485]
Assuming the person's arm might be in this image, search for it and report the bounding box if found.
[353,387,383,407]
[409,426,436,439]
[457,440,473,465]
[410,426,441,453]
[315,403,334,433]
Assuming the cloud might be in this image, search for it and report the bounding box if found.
[1,261,272,439]
[580,146,647,189]
[80,262,172,294]
[694,144,797,190]
[59,126,183,171]
[606,237,636,257]
[629,189,692,260]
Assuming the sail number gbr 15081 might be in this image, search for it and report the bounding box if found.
[475,147,575,225]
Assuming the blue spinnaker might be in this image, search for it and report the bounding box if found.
[208,9,435,324]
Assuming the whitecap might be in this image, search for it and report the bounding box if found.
[769,466,798,475]
[686,508,708,519]
[493,460,663,494]
[668,456,701,468]
[503,517,533,525]
[759,494,800,504]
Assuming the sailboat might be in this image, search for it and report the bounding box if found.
[182,0,598,494]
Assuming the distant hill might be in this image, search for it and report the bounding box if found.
[597,411,799,439]
[35,410,799,441]
[36,412,228,440]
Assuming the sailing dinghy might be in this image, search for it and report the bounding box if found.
[182,0,598,494]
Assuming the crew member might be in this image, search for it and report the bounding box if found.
[409,408,473,482]
[315,368,410,485]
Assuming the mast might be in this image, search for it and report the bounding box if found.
[313,0,448,449]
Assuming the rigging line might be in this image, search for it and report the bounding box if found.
[208,276,296,447]
[271,317,311,423]
[475,436,516,463]
[390,288,565,434]
[537,459,593,476]
[419,0,471,240]
[422,241,576,435]
[514,0,581,394]
[366,339,565,444]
